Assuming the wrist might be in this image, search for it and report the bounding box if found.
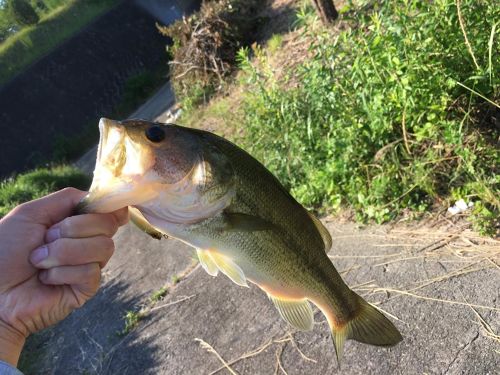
[0,320,25,367]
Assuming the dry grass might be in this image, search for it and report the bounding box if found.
[330,221,499,349]
[201,329,317,375]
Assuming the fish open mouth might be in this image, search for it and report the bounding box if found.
[96,118,126,170]
[76,118,159,214]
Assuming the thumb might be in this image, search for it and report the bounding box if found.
[14,188,87,227]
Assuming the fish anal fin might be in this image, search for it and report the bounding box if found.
[196,248,219,276]
[129,207,164,240]
[269,295,314,331]
[307,211,332,251]
[223,212,275,232]
[208,251,248,287]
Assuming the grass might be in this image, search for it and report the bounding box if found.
[267,34,283,54]
[116,262,199,336]
[182,0,498,235]
[0,0,119,86]
[171,274,181,285]
[149,286,169,303]
[0,165,90,217]
[117,309,145,337]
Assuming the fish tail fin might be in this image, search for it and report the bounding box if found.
[325,293,402,365]
[348,293,403,347]
[331,324,348,365]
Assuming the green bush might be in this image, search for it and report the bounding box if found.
[237,0,498,230]
[0,165,90,217]
[8,0,39,25]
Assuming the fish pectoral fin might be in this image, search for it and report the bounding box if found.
[269,295,314,331]
[196,248,219,276]
[223,212,275,232]
[208,251,248,287]
[129,207,164,240]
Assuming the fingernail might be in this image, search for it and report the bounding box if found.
[46,227,60,243]
[30,245,48,266]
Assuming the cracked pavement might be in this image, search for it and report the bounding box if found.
[20,220,500,374]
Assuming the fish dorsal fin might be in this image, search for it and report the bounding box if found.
[269,295,314,331]
[207,251,248,287]
[196,248,219,276]
[129,207,164,240]
[223,212,275,232]
[307,211,332,251]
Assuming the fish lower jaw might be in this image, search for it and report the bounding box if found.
[82,182,160,214]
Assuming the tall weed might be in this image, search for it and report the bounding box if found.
[239,0,498,232]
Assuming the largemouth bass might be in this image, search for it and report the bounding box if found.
[78,118,402,362]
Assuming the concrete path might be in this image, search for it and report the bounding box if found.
[21,220,499,374]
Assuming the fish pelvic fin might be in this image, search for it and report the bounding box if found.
[325,293,402,365]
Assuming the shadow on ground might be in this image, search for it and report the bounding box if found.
[19,224,195,375]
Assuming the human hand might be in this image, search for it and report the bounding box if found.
[0,188,128,366]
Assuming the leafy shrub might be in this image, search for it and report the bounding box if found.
[8,0,39,25]
[238,0,498,228]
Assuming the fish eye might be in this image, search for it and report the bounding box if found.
[145,125,165,143]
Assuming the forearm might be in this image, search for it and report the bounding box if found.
[0,320,25,367]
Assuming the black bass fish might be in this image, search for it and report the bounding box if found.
[78,118,402,362]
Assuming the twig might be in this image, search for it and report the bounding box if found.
[209,339,274,375]
[455,81,500,109]
[329,253,403,259]
[149,295,196,312]
[416,234,460,253]
[287,333,317,363]
[274,344,288,375]
[373,255,425,267]
[366,287,500,311]
[195,338,239,375]
[460,291,500,344]
[401,107,412,155]
[456,0,480,70]
[368,302,404,323]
